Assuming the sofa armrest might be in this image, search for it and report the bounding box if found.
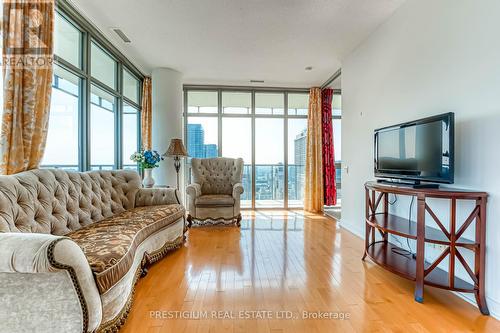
[0,233,102,332]
[135,188,181,207]
[232,183,244,199]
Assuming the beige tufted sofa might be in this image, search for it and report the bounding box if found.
[186,157,244,226]
[0,169,186,333]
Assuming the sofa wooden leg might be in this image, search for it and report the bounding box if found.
[141,267,149,278]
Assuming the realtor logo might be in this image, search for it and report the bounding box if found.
[2,0,54,68]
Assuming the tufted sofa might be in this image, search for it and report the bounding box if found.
[186,157,244,226]
[0,169,186,333]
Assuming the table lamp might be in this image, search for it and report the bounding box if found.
[165,139,189,189]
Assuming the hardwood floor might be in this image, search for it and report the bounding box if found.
[120,211,500,333]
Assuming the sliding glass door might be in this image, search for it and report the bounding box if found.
[222,117,252,208]
[255,118,284,208]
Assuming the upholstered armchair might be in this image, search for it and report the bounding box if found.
[186,157,244,226]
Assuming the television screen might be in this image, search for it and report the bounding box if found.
[374,113,454,184]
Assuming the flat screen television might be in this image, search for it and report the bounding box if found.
[374,112,454,186]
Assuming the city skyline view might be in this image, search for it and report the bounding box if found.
[186,100,341,208]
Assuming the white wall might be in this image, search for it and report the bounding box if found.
[152,68,184,188]
[342,0,500,318]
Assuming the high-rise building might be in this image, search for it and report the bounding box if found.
[204,144,218,158]
[293,129,307,200]
[273,163,284,200]
[187,124,205,158]
[187,124,218,159]
[294,129,307,167]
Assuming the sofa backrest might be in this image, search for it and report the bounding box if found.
[191,158,243,195]
[0,169,141,235]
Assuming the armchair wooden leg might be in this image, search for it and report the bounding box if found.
[236,214,242,227]
[187,214,193,228]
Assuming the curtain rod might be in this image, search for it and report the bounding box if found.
[321,69,341,89]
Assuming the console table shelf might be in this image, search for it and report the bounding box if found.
[363,181,489,315]
[367,242,475,293]
[366,213,477,248]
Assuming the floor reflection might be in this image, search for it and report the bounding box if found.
[184,211,338,294]
[119,211,500,333]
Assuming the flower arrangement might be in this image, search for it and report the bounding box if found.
[130,150,164,169]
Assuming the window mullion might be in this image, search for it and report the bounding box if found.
[218,89,223,157]
[82,29,91,171]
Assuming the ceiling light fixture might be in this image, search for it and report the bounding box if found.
[250,80,265,83]
[305,66,313,71]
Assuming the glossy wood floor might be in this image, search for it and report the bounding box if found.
[120,211,500,333]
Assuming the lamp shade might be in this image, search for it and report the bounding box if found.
[165,139,188,157]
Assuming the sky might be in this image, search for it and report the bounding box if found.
[188,116,341,165]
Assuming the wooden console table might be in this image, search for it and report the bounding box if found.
[362,181,489,315]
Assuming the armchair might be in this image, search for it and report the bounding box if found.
[186,157,244,226]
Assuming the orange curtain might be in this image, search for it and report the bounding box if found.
[304,87,324,213]
[0,0,54,175]
[141,77,152,150]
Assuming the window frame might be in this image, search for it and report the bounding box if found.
[184,86,310,210]
[332,90,342,204]
[45,1,144,171]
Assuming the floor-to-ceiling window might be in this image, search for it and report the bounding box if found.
[41,5,143,171]
[41,12,83,170]
[221,91,253,208]
[287,118,308,208]
[42,66,81,170]
[184,87,309,209]
[287,93,310,208]
[90,85,116,170]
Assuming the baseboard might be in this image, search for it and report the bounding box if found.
[338,219,500,320]
[453,292,500,320]
[338,219,364,239]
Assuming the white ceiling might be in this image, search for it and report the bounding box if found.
[70,0,405,87]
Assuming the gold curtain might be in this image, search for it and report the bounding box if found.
[141,77,152,150]
[0,0,54,175]
[304,87,324,213]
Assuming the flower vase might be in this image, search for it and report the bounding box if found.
[143,168,155,188]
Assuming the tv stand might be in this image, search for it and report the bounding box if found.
[376,179,440,189]
[363,181,489,315]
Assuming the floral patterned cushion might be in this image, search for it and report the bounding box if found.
[67,204,185,293]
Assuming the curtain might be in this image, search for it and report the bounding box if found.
[304,87,324,213]
[0,0,54,175]
[141,77,152,150]
[321,89,337,206]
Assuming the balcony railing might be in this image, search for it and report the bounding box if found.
[187,163,342,208]
[40,165,138,171]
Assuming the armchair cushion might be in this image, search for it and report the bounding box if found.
[195,194,235,207]
[68,204,184,293]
